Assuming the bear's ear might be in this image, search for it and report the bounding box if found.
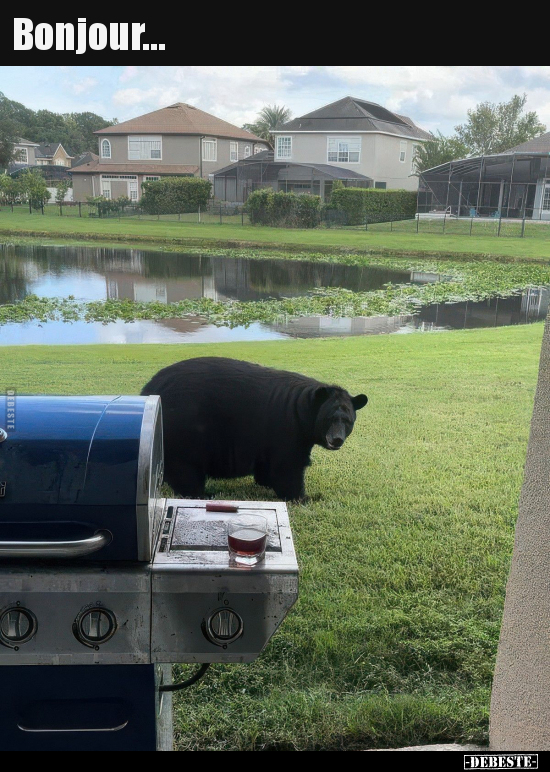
[352,394,368,411]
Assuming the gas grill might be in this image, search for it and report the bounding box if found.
[0,395,298,751]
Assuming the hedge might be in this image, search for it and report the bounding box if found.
[247,190,321,228]
[140,177,212,215]
[329,187,417,225]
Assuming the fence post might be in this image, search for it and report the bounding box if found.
[443,214,446,234]
[41,204,44,216]
[470,217,474,236]
[365,216,368,231]
[242,209,244,226]
[198,205,201,224]
[498,214,502,237]
[220,204,223,225]
[521,216,526,238]
[78,202,82,218]
[59,203,63,217]
[416,215,419,234]
[29,200,32,215]
[390,220,393,233]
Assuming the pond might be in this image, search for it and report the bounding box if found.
[0,245,547,345]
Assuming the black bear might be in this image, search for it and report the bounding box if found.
[141,357,368,501]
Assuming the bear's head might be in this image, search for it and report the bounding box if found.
[313,387,368,451]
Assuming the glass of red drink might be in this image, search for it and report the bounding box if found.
[227,514,268,567]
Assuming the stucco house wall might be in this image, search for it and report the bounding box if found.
[273,131,420,191]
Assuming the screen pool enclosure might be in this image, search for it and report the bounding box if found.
[418,152,550,220]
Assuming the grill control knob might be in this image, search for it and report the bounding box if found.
[204,609,243,647]
[73,607,117,648]
[0,607,38,648]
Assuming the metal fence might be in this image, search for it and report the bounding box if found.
[2,202,550,239]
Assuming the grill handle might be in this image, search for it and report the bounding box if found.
[0,530,112,559]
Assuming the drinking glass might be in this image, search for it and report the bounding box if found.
[227,514,268,567]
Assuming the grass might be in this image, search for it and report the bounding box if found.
[0,324,543,750]
[2,205,550,260]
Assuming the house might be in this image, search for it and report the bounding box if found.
[8,138,73,185]
[34,143,73,168]
[213,150,372,203]
[8,138,40,172]
[70,103,270,202]
[270,97,432,192]
[418,132,550,220]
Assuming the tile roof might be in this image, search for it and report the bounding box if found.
[274,96,431,141]
[35,143,73,159]
[95,103,268,143]
[70,160,199,175]
[71,151,99,169]
[14,137,39,146]
[503,132,550,154]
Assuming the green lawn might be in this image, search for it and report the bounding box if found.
[0,324,543,750]
[2,205,550,260]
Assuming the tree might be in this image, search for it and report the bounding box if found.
[0,174,22,204]
[62,112,114,155]
[0,92,116,158]
[414,132,470,173]
[19,169,50,209]
[243,105,293,143]
[455,94,546,156]
[55,179,72,204]
[0,92,21,169]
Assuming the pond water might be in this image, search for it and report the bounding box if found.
[0,245,547,345]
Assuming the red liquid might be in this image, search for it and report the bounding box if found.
[228,528,267,556]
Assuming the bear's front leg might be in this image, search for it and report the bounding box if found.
[269,463,307,503]
[164,462,206,499]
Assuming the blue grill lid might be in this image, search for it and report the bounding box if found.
[0,395,163,562]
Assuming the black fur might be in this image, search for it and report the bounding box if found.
[141,357,368,501]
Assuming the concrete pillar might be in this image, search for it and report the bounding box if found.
[491,315,550,749]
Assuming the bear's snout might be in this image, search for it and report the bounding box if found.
[327,436,345,450]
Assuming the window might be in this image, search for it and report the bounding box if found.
[230,142,238,163]
[102,179,112,199]
[101,139,111,159]
[411,144,420,174]
[276,136,292,160]
[14,147,28,164]
[374,181,387,190]
[55,159,65,166]
[145,176,160,182]
[244,145,252,158]
[544,182,550,211]
[128,136,162,161]
[129,181,139,201]
[327,137,361,164]
[203,139,217,162]
[399,141,407,163]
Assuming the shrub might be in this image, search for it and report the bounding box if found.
[140,177,211,215]
[247,189,321,228]
[329,187,417,225]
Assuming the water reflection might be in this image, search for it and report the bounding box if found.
[0,245,410,304]
[0,245,547,345]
